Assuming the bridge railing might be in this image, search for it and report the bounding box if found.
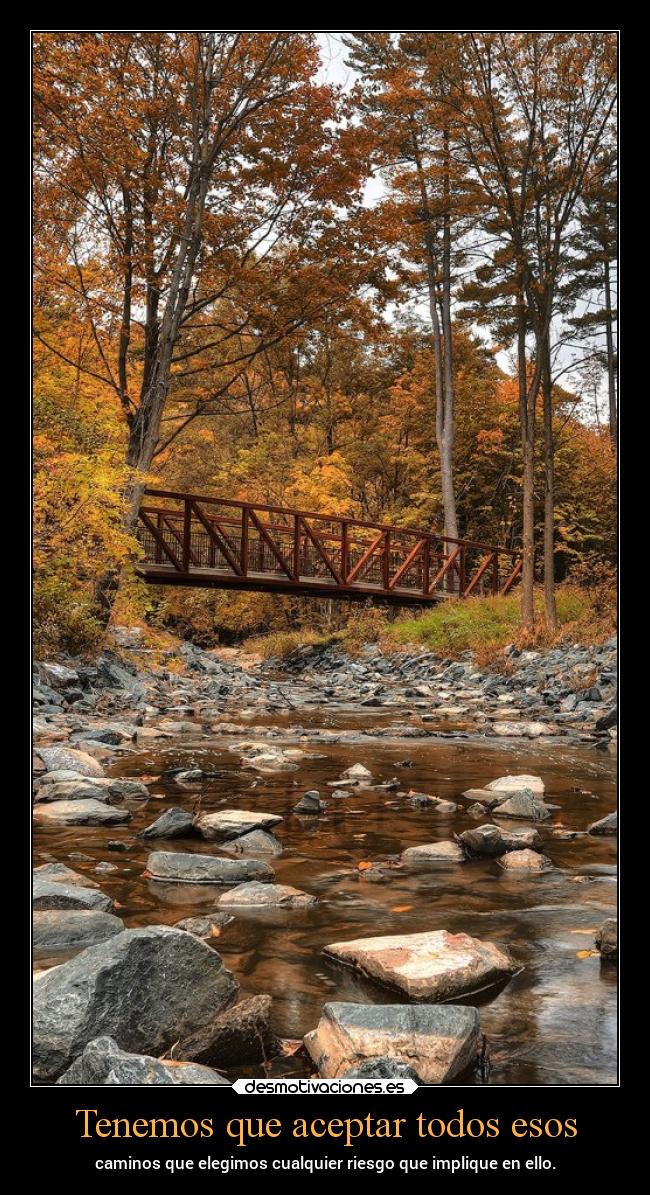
[136,489,522,601]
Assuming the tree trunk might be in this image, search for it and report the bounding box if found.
[604,257,617,451]
[542,340,558,631]
[440,127,459,542]
[518,304,536,630]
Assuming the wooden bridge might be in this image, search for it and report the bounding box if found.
[136,489,522,606]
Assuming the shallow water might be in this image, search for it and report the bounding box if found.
[33,711,617,1086]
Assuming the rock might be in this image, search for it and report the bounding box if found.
[293,791,324,814]
[324,929,516,1001]
[467,802,488,815]
[174,913,234,938]
[33,925,239,1081]
[138,808,195,840]
[498,849,551,872]
[39,661,80,689]
[194,809,283,840]
[341,763,372,781]
[107,840,129,852]
[342,1057,423,1082]
[493,791,551,821]
[459,824,542,858]
[33,909,124,953]
[407,792,438,808]
[36,746,105,778]
[595,708,617,731]
[56,1036,229,1085]
[461,788,503,809]
[33,877,113,913]
[595,918,617,961]
[588,812,617,836]
[218,881,316,908]
[401,841,465,865]
[178,994,277,1067]
[331,789,351,799]
[33,799,132,827]
[218,830,283,856]
[146,850,274,884]
[491,722,524,737]
[304,1003,480,1084]
[33,862,99,889]
[486,773,545,794]
[33,780,111,803]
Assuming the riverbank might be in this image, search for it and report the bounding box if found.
[32,631,618,1087]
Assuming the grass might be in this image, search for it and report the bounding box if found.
[242,628,334,660]
[382,585,615,665]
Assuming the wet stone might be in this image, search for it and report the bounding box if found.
[138,808,195,840]
[146,850,274,885]
[218,881,317,908]
[33,876,113,913]
[401,841,466,865]
[33,909,124,954]
[56,1036,229,1086]
[193,809,283,841]
[33,799,132,827]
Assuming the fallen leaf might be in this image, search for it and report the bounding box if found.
[210,927,221,938]
[279,1039,304,1057]
[391,905,413,913]
[142,869,153,879]
[576,949,599,959]
[358,861,373,871]
[113,900,123,910]
[569,928,597,935]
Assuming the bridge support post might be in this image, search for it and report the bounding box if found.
[182,498,192,572]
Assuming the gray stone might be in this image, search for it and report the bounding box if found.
[33,863,99,889]
[588,812,617,836]
[138,808,194,840]
[218,830,283,856]
[33,799,132,827]
[146,850,274,884]
[33,877,113,913]
[194,809,283,840]
[486,773,545,794]
[37,746,105,778]
[304,1003,480,1084]
[178,994,277,1067]
[56,1036,229,1085]
[33,780,111,803]
[39,661,80,689]
[498,849,551,872]
[323,929,516,1002]
[293,791,325,814]
[493,791,552,821]
[33,925,239,1081]
[459,823,542,858]
[218,881,316,908]
[342,1057,423,1082]
[595,918,617,961]
[174,913,234,938]
[33,909,124,953]
[461,788,503,809]
[401,841,465,865]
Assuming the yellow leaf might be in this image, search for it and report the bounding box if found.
[358,861,373,871]
[391,904,413,913]
[576,949,599,959]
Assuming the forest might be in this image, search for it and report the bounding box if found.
[33,31,617,656]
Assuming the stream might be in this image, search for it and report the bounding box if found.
[33,707,617,1086]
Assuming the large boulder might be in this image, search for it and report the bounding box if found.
[36,746,105,778]
[485,773,545,795]
[32,925,239,1081]
[323,929,517,1002]
[588,812,617,836]
[459,824,541,858]
[492,791,551,821]
[401,841,465,865]
[33,799,132,827]
[56,1037,229,1085]
[33,862,99,889]
[33,909,124,954]
[304,1003,480,1084]
[595,918,617,961]
[146,850,274,884]
[138,808,194,840]
[38,661,80,689]
[193,810,283,841]
[33,877,113,913]
[178,995,277,1067]
[218,881,316,908]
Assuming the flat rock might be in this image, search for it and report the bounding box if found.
[33,799,132,827]
[304,1002,480,1083]
[33,877,113,913]
[595,918,617,961]
[33,925,239,1081]
[174,913,234,938]
[33,909,124,953]
[323,929,517,1002]
[401,841,465,865]
[498,849,551,872]
[193,809,282,841]
[486,773,545,794]
[218,830,283,856]
[493,791,551,821]
[146,850,274,885]
[138,808,194,840]
[178,994,277,1067]
[588,812,617,836]
[461,789,502,809]
[34,779,111,803]
[56,1036,229,1085]
[218,881,316,908]
[33,862,99,889]
[37,746,105,778]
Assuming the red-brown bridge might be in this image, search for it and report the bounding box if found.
[136,489,522,606]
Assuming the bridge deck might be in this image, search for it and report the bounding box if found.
[135,489,522,605]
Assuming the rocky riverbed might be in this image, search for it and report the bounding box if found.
[32,633,618,1086]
